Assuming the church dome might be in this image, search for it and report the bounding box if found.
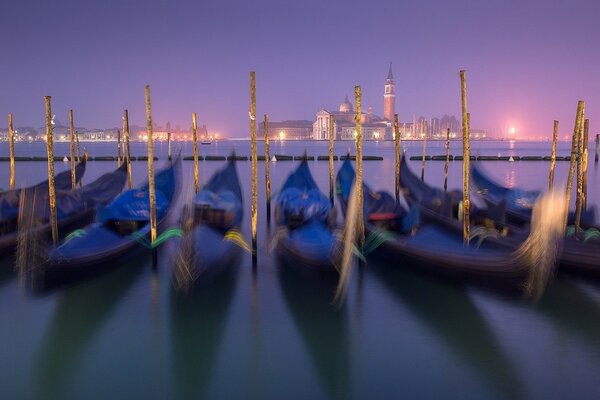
[339,95,353,113]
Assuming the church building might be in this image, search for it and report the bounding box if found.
[313,64,395,140]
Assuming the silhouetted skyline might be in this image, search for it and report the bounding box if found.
[1,0,598,138]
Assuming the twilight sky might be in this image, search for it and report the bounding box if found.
[1,0,598,138]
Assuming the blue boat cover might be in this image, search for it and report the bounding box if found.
[192,157,243,229]
[276,160,331,227]
[0,161,87,222]
[97,164,174,222]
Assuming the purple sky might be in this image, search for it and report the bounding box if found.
[1,0,598,138]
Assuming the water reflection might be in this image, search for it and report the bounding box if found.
[277,261,349,400]
[367,260,524,399]
[33,258,146,399]
[169,264,239,399]
[537,279,600,351]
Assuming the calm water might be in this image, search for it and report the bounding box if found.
[1,140,599,400]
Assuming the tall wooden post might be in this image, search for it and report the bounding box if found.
[355,85,364,250]
[45,97,58,245]
[420,119,427,181]
[8,113,15,190]
[460,70,470,246]
[167,131,172,161]
[329,113,335,205]
[192,113,199,193]
[75,130,81,163]
[394,114,400,203]
[123,109,132,189]
[574,119,586,235]
[144,85,157,246]
[117,129,122,167]
[250,71,258,267]
[548,120,558,190]
[595,134,599,163]
[264,114,271,221]
[564,101,585,232]
[582,119,589,211]
[444,128,450,192]
[68,109,76,190]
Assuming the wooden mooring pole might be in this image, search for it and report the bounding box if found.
[123,109,132,189]
[459,71,470,246]
[394,114,400,203]
[45,96,58,245]
[8,113,15,190]
[444,128,450,192]
[548,120,558,191]
[167,131,172,161]
[250,71,258,267]
[68,109,76,190]
[355,85,364,250]
[565,101,585,232]
[329,113,335,205]
[144,85,157,264]
[582,119,589,211]
[264,114,271,222]
[420,119,427,181]
[192,112,199,193]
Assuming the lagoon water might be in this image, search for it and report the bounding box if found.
[1,140,599,399]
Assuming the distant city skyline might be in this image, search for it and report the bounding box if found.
[1,0,598,139]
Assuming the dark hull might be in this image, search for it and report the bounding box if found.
[39,160,180,291]
[0,208,95,259]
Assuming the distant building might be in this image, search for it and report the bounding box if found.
[313,65,396,141]
[259,120,313,140]
[383,62,395,121]
[314,95,390,141]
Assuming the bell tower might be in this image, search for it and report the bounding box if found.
[383,62,395,121]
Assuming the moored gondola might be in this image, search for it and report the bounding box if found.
[337,158,564,295]
[470,163,600,279]
[274,158,341,271]
[38,157,181,290]
[0,159,87,245]
[173,157,244,290]
[471,162,597,228]
[0,160,117,259]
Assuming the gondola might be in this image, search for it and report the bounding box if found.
[274,158,341,271]
[470,163,600,279]
[39,157,181,289]
[336,158,563,294]
[0,160,119,259]
[471,162,597,228]
[0,159,87,239]
[173,157,243,290]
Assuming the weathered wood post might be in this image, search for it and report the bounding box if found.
[564,101,585,232]
[355,85,364,250]
[192,112,199,193]
[420,119,427,181]
[250,71,258,267]
[167,131,172,161]
[115,129,121,167]
[8,113,15,190]
[460,70,470,246]
[264,114,271,221]
[75,130,81,163]
[582,119,589,211]
[68,109,76,190]
[595,134,599,163]
[144,85,157,252]
[329,113,335,205]
[394,114,400,202]
[444,128,451,192]
[45,97,58,245]
[548,120,558,190]
[123,109,132,189]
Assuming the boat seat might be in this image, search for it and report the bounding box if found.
[105,219,146,236]
[194,204,234,232]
